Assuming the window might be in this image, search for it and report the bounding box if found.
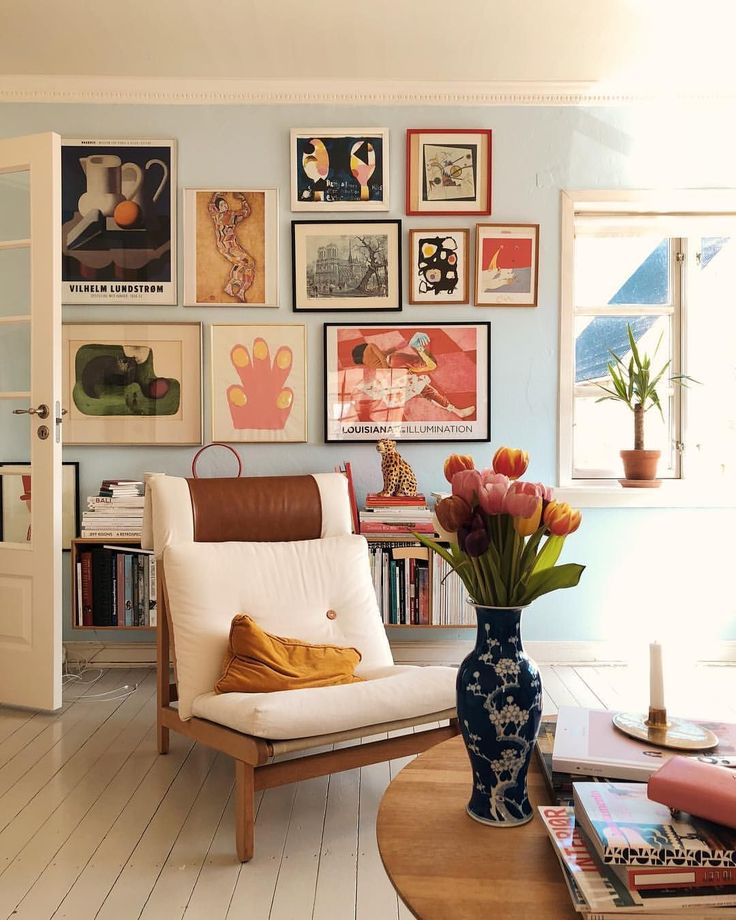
[559,191,736,489]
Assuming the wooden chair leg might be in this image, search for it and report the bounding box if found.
[235,760,255,862]
[157,719,169,754]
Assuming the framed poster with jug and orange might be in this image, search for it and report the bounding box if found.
[61,139,176,304]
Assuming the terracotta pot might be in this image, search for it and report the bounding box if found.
[620,449,660,483]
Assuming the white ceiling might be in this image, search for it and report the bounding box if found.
[1,0,734,101]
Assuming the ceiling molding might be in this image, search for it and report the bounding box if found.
[1,75,730,107]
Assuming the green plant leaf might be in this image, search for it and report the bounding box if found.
[518,563,586,605]
[530,534,565,574]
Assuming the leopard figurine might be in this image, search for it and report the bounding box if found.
[376,439,418,497]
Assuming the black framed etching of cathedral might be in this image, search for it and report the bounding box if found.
[291,220,402,312]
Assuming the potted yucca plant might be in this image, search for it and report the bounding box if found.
[596,323,695,485]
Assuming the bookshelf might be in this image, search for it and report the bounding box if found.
[70,537,156,630]
[364,534,474,629]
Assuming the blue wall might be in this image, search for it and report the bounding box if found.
[1,100,734,644]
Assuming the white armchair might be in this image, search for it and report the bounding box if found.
[145,472,458,861]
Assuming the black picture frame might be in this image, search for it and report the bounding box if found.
[0,461,80,551]
[291,219,402,312]
[323,321,491,443]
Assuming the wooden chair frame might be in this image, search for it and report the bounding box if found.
[156,566,459,862]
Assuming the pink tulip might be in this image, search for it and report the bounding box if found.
[451,469,483,506]
[478,473,510,514]
[503,480,540,518]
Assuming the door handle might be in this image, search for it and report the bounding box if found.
[13,404,50,419]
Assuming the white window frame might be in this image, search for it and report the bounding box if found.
[558,189,736,508]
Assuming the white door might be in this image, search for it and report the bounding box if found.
[0,132,62,711]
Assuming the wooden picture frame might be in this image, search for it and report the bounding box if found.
[475,223,539,307]
[406,129,492,216]
[210,324,307,443]
[291,128,389,211]
[292,219,402,312]
[183,188,279,307]
[0,461,79,550]
[324,321,490,443]
[408,228,469,304]
[61,138,177,304]
[62,322,203,445]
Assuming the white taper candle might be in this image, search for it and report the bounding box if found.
[649,641,665,711]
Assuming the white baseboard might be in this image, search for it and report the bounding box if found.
[64,639,736,669]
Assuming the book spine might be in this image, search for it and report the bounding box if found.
[115,552,125,628]
[124,554,134,627]
[91,548,114,627]
[397,558,406,625]
[76,561,83,626]
[623,864,736,890]
[148,555,157,627]
[136,555,145,627]
[359,522,435,534]
[81,530,143,539]
[80,551,93,627]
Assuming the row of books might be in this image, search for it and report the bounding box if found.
[368,541,471,626]
[81,479,144,539]
[75,545,156,628]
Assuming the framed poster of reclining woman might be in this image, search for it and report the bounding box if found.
[323,322,490,443]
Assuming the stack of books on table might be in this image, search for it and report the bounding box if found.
[358,492,435,535]
[81,479,145,539]
[539,781,736,918]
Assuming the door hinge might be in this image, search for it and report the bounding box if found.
[676,251,685,263]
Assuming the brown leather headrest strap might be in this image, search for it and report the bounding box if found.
[186,476,322,542]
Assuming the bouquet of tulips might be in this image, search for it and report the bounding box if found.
[414,447,585,608]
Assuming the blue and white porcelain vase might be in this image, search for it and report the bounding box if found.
[456,603,543,826]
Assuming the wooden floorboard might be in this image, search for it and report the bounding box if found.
[0,663,731,920]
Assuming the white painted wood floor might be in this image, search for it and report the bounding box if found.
[0,662,733,920]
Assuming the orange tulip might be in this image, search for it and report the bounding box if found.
[543,501,582,536]
[443,453,475,483]
[492,447,529,481]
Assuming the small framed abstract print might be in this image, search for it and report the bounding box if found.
[183,188,278,307]
[62,322,202,445]
[406,129,492,215]
[291,128,389,211]
[0,461,80,550]
[210,324,307,444]
[292,219,401,311]
[408,228,469,304]
[475,223,539,306]
[324,322,490,443]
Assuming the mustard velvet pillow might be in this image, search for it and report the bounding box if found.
[215,614,363,694]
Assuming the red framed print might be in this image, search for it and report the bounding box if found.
[324,322,490,443]
[406,129,492,216]
[475,223,539,306]
[408,228,469,304]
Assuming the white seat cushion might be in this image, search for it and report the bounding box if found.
[163,535,394,720]
[191,664,457,739]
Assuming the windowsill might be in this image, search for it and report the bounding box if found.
[554,482,736,508]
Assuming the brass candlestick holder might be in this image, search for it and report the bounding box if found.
[613,706,719,751]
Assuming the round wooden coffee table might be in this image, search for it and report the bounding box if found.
[377,734,577,920]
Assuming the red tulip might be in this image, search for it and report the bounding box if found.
[443,453,475,483]
[544,501,582,536]
[435,495,472,533]
[492,446,529,481]
[451,469,483,506]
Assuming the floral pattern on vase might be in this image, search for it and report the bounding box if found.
[456,604,542,826]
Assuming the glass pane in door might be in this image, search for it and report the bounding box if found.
[0,168,32,546]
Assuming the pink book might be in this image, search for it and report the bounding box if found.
[648,755,736,830]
